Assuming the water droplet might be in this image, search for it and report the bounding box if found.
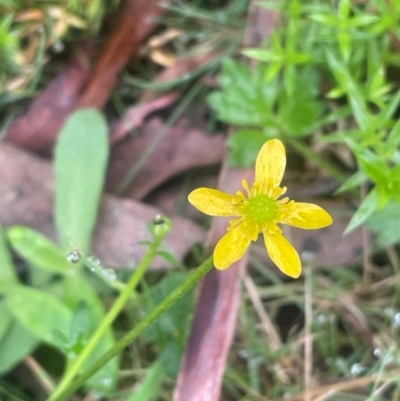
[301,250,315,262]
[100,376,112,387]
[179,33,189,43]
[102,268,117,281]
[67,250,81,263]
[374,348,382,359]
[384,307,397,317]
[150,214,172,236]
[350,362,365,376]
[87,256,100,266]
[238,349,249,359]
[393,313,400,328]
[334,357,346,370]
[52,40,64,53]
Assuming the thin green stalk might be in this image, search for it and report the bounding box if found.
[48,231,168,401]
[48,255,214,401]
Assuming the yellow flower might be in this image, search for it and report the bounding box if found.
[188,139,333,278]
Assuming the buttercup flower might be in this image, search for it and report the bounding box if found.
[188,139,333,278]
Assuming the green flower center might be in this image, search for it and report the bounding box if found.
[246,195,278,224]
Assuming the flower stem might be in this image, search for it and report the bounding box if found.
[48,255,214,401]
[48,231,168,401]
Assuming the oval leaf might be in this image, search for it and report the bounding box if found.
[6,285,72,348]
[55,109,109,254]
[8,226,73,274]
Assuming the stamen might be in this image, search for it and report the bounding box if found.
[242,179,251,197]
[246,194,278,224]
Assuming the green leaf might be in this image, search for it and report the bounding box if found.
[60,272,118,392]
[367,200,400,246]
[343,137,388,184]
[242,49,282,62]
[208,58,278,127]
[344,187,381,234]
[308,13,337,26]
[0,319,38,374]
[279,67,324,136]
[127,358,165,401]
[0,224,17,293]
[279,95,324,136]
[55,109,109,254]
[335,170,367,194]
[7,226,73,274]
[0,300,13,341]
[386,164,400,201]
[349,15,379,27]
[69,300,92,347]
[387,118,400,149]
[6,285,73,347]
[227,130,269,167]
[144,272,194,349]
[326,51,370,131]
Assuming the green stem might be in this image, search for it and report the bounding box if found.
[48,233,167,401]
[48,255,214,401]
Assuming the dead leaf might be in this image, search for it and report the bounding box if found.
[106,117,225,199]
[6,0,171,152]
[5,44,92,151]
[110,92,180,145]
[77,0,172,109]
[0,142,205,269]
[141,50,222,101]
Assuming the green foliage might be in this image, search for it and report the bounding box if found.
[0,225,17,293]
[6,285,73,347]
[227,130,269,167]
[143,272,195,377]
[126,358,165,401]
[0,15,20,80]
[0,318,38,374]
[209,0,400,236]
[55,109,108,254]
[1,109,118,394]
[367,200,400,247]
[209,59,324,167]
[3,0,400,399]
[0,0,122,96]
[8,226,73,274]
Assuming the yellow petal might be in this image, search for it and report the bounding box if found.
[263,228,301,278]
[188,188,244,216]
[214,219,259,269]
[278,202,333,229]
[255,139,286,188]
